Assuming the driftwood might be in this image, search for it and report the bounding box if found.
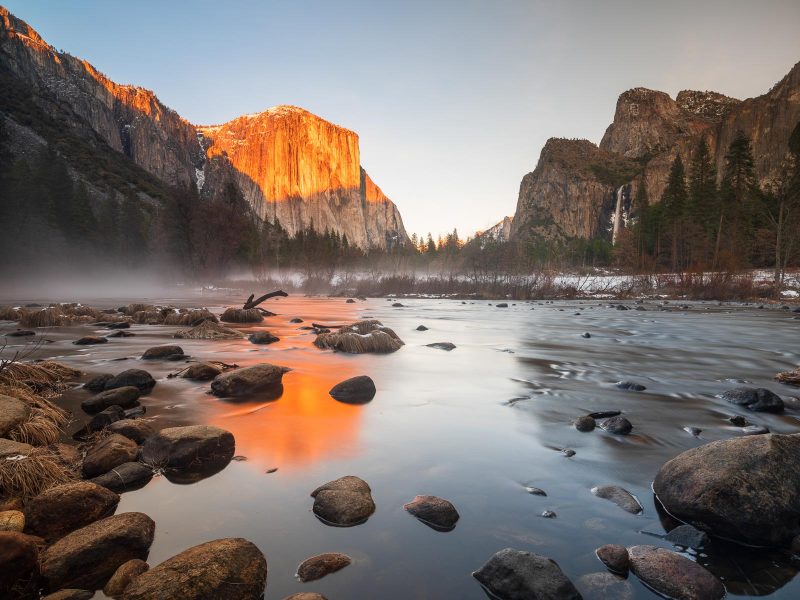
[243,290,288,310]
[311,322,347,329]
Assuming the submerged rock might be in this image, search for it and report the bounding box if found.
[84,374,114,392]
[591,485,643,514]
[576,572,633,600]
[654,433,800,546]
[416,325,429,331]
[721,387,784,412]
[248,331,279,344]
[329,375,376,404]
[82,434,139,478]
[81,386,141,413]
[90,462,154,493]
[296,552,352,582]
[105,370,156,394]
[121,538,267,600]
[74,336,108,345]
[311,476,376,526]
[142,425,235,472]
[472,548,582,600]
[210,364,289,397]
[665,524,710,549]
[41,512,155,591]
[404,495,460,531]
[426,342,456,351]
[24,481,119,543]
[181,362,223,381]
[599,416,633,435]
[628,545,725,600]
[615,381,646,391]
[596,544,629,574]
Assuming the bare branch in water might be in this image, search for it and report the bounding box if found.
[242,290,288,309]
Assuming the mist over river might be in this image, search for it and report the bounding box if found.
[2,294,800,599]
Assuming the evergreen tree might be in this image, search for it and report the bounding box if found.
[660,154,688,270]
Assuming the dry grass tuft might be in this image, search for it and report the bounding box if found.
[59,304,102,319]
[776,367,800,386]
[164,309,218,326]
[220,307,264,323]
[0,444,76,499]
[132,310,165,324]
[0,305,20,321]
[18,307,69,328]
[174,320,244,340]
[314,319,404,354]
[125,303,156,315]
[0,360,82,397]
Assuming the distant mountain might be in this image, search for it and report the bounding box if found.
[510,61,800,245]
[476,216,513,242]
[0,6,407,250]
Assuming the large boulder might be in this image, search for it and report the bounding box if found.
[0,531,40,594]
[0,394,30,436]
[311,476,375,526]
[90,462,154,493]
[653,433,800,546]
[472,548,582,600]
[141,425,234,472]
[24,481,120,542]
[82,434,140,478]
[121,538,267,600]
[329,375,376,404]
[210,364,288,397]
[105,370,156,394]
[82,387,141,413]
[41,512,155,591]
[628,545,725,600]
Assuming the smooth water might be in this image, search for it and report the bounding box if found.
[3,295,800,599]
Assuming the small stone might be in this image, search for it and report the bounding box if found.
[74,336,108,345]
[683,426,702,437]
[142,425,235,472]
[721,387,783,412]
[426,342,456,351]
[581,332,591,338]
[416,325,429,331]
[600,416,633,435]
[248,331,280,344]
[290,318,304,323]
[525,486,547,496]
[596,544,629,574]
[142,345,186,360]
[541,510,557,518]
[296,552,352,582]
[404,495,460,531]
[562,448,576,457]
[728,415,748,426]
[392,302,404,307]
[591,485,643,514]
[616,381,646,391]
[574,415,596,432]
[496,303,509,308]
[311,476,375,527]
[588,410,621,419]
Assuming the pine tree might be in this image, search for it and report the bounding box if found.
[718,130,757,266]
[660,154,688,270]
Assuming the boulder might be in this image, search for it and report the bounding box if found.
[74,336,108,345]
[596,544,629,574]
[0,531,40,594]
[181,362,222,381]
[41,512,155,591]
[77,405,126,437]
[141,425,235,471]
[329,375,376,404]
[108,419,157,444]
[82,434,140,478]
[248,331,279,344]
[210,364,288,397]
[296,552,351,582]
[104,558,149,598]
[121,538,266,600]
[311,476,376,526]
[472,548,582,600]
[591,485,643,514]
[0,394,30,436]
[599,416,633,435]
[653,433,800,546]
[574,415,596,432]
[82,386,141,413]
[90,462,154,493]
[426,342,456,351]
[141,345,186,360]
[721,387,784,412]
[84,374,114,391]
[24,482,119,542]
[628,545,725,600]
[0,509,24,532]
[403,495,460,531]
[105,370,156,393]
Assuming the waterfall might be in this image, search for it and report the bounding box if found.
[612,185,624,246]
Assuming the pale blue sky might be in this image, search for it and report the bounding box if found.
[4,0,800,238]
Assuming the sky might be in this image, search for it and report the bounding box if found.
[4,0,800,239]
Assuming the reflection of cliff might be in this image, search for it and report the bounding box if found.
[208,353,364,470]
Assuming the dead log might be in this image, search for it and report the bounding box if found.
[243,290,288,310]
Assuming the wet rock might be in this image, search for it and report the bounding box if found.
[107,322,131,329]
[248,331,279,344]
[121,537,266,600]
[142,425,235,472]
[416,325,429,331]
[426,342,456,351]
[108,419,157,444]
[6,329,35,337]
[346,298,355,303]
[75,406,126,438]
[616,381,646,391]
[599,416,633,435]
[472,548,581,600]
[41,512,155,591]
[721,387,784,413]
[665,524,710,549]
[616,305,629,311]
[84,374,114,392]
[0,394,30,436]
[329,375,376,404]
[596,544,629,574]
[591,485,643,514]
[74,336,109,345]
[105,370,156,394]
[108,330,136,338]
[290,318,304,323]
[576,572,633,600]
[0,509,24,532]
[404,495,460,531]
[683,426,702,437]
[0,531,39,595]
[124,406,146,419]
[742,424,770,435]
[581,332,591,338]
[496,303,509,308]
[562,448,576,457]
[210,364,289,397]
[42,590,95,600]
[24,481,120,542]
[296,552,352,582]
[525,486,547,496]
[728,415,748,426]
[392,302,404,307]
[628,545,725,600]
[653,433,800,546]
[541,510,557,518]
[141,345,186,360]
[82,386,141,413]
[574,415,596,432]
[104,558,149,598]
[181,362,223,381]
[311,475,376,526]
[588,410,621,419]
[91,462,154,493]
[82,434,139,478]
